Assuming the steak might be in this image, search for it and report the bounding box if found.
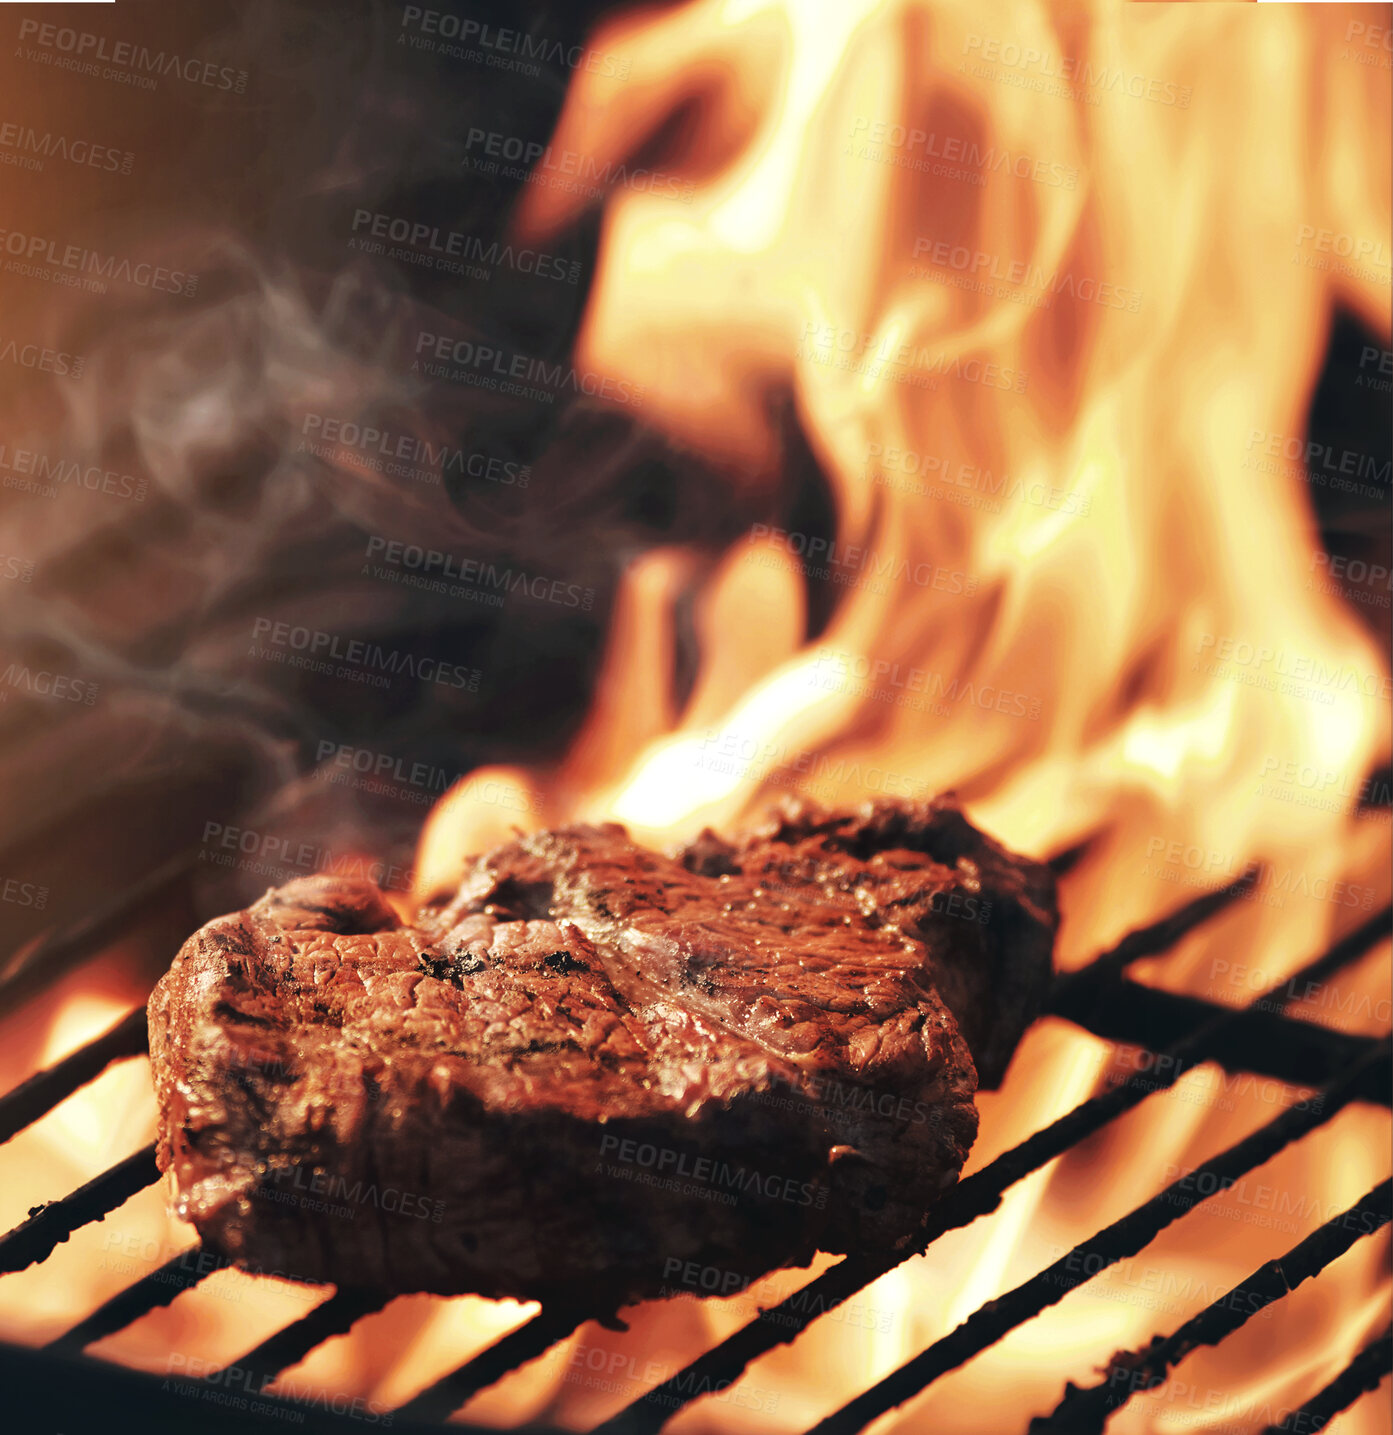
[148,797,1055,1306]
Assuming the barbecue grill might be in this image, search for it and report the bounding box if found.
[3,846,1388,1435]
[0,6,1388,1424]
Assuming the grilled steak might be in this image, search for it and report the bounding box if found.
[149,797,1055,1305]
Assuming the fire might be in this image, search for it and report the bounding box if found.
[423,0,1392,1429]
[0,1,1387,1431]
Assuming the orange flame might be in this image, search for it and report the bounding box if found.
[1,3,1388,1432]
[423,1,1392,1429]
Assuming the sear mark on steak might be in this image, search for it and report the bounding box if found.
[148,796,1056,1306]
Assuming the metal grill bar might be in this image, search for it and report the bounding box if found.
[1052,980,1389,1106]
[48,1247,214,1354]
[802,1043,1389,1435]
[1029,1181,1393,1434]
[4,874,1383,1432]
[220,1288,389,1384]
[1053,897,1388,1012]
[589,914,1390,1435]
[286,879,1266,1427]
[0,1143,158,1275]
[0,1008,147,1146]
[1258,1327,1393,1435]
[1048,869,1258,996]
[395,1307,588,1424]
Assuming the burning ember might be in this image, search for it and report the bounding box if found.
[0,1,1388,1433]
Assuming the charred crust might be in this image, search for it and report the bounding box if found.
[148,797,1054,1303]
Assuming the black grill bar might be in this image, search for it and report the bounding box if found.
[5,871,1382,1431]
[395,1306,588,1425]
[1052,980,1389,1106]
[6,955,1375,1184]
[588,914,1390,1435]
[219,1287,389,1386]
[366,883,1278,1425]
[1259,1326,1393,1435]
[802,1043,1388,1435]
[0,1143,159,1275]
[1028,1180,1393,1434]
[48,1247,215,1354]
[1057,901,1391,1023]
[1049,868,1259,996]
[0,1008,148,1146]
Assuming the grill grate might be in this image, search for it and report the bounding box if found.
[798,1046,1387,1435]
[48,1248,213,1356]
[226,1287,393,1387]
[1,868,1388,1434]
[1031,1182,1392,1434]
[1261,1326,1393,1435]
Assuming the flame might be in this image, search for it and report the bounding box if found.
[420,1,1392,1430]
[0,2,1387,1431]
